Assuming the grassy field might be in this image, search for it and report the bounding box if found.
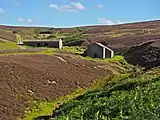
[47,68,160,120]
[22,55,134,120]
[0,48,57,57]
[0,43,159,120]
[19,49,159,120]
[62,46,85,54]
[0,42,19,50]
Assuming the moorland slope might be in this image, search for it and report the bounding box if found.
[0,20,160,53]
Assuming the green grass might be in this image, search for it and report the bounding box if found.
[0,48,56,57]
[78,55,133,73]
[22,88,86,120]
[46,68,160,120]
[23,75,129,120]
[82,55,124,62]
[109,32,134,38]
[22,55,134,120]
[22,68,160,120]
[0,43,151,120]
[22,77,121,120]
[23,101,56,120]
[0,42,19,50]
[62,46,85,54]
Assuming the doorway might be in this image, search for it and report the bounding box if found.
[44,43,48,47]
[37,43,40,47]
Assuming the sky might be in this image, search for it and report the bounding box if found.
[0,0,159,27]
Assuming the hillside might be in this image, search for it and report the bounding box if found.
[125,40,160,69]
[0,20,160,53]
[0,50,131,120]
[0,20,160,120]
[40,67,160,120]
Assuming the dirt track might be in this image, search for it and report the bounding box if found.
[0,54,113,120]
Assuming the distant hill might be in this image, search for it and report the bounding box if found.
[0,20,160,53]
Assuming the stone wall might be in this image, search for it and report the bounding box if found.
[84,43,114,58]
[23,40,63,48]
[85,44,103,58]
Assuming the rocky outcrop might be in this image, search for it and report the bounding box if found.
[124,40,160,69]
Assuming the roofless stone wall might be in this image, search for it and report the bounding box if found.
[22,39,63,48]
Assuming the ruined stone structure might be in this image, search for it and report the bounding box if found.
[19,39,63,49]
[84,42,114,59]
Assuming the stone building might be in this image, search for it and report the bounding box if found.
[18,39,63,49]
[84,42,114,58]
